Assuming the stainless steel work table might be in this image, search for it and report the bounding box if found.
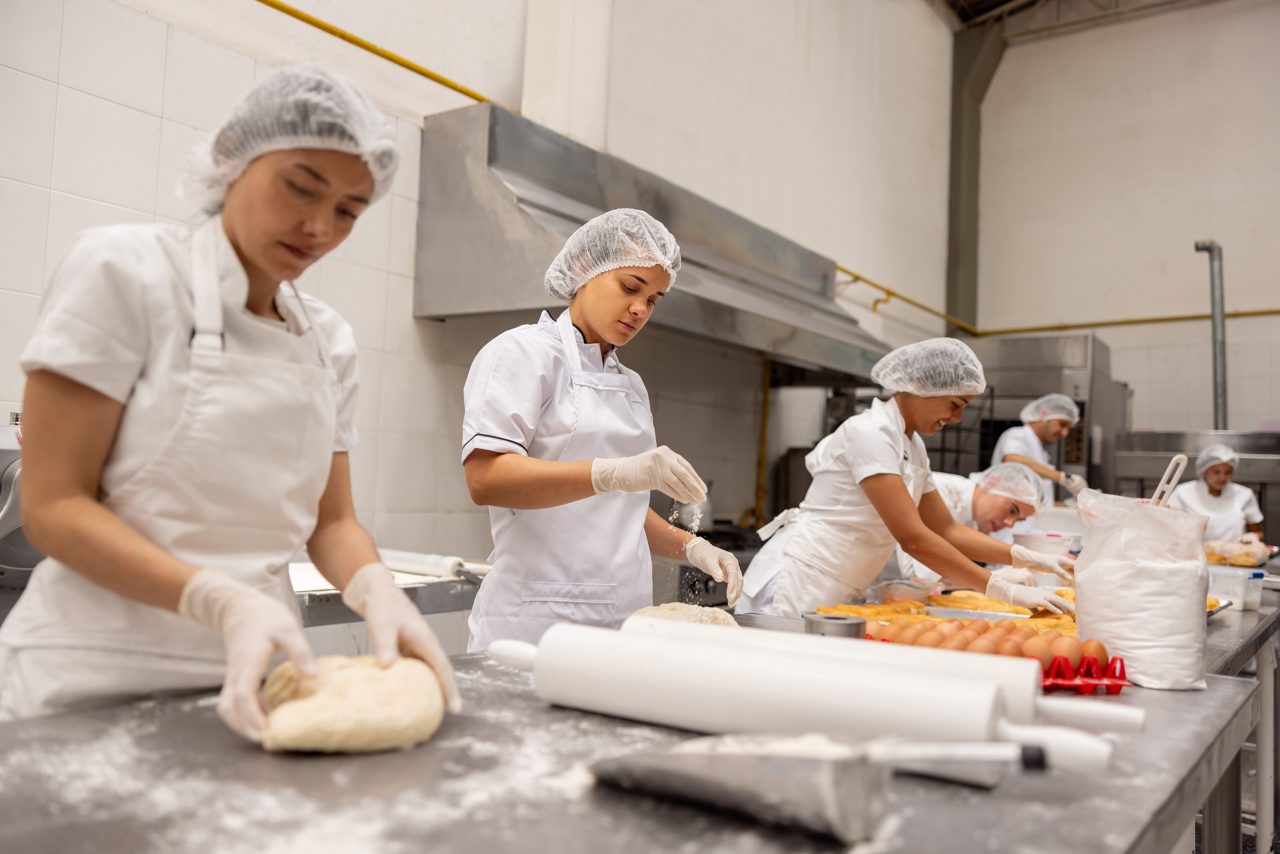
[0,655,1259,854]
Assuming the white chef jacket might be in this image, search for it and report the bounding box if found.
[1167,480,1263,543]
[20,222,360,490]
[992,424,1055,508]
[883,472,976,585]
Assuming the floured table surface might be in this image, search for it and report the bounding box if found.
[0,655,1260,854]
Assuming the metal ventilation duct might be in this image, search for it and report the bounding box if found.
[414,103,889,378]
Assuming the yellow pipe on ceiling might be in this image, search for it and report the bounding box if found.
[256,0,1278,342]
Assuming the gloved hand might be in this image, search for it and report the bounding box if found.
[592,445,707,504]
[684,537,743,607]
[986,569,1075,615]
[1011,545,1076,582]
[179,568,316,742]
[342,562,462,714]
[1242,532,1261,545]
[1061,473,1088,496]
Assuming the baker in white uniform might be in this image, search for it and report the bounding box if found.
[0,67,459,739]
[991,393,1087,508]
[736,339,1074,618]
[1168,444,1265,543]
[877,462,1046,594]
[461,210,744,650]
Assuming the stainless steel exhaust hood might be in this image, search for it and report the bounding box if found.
[414,103,888,378]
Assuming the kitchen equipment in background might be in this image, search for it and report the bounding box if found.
[1114,431,1280,546]
[956,333,1130,494]
[0,430,45,626]
[489,623,1114,772]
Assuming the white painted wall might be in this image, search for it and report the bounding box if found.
[0,0,957,570]
[978,0,1280,432]
[605,0,957,347]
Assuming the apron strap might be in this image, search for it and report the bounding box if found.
[757,507,797,540]
[190,222,225,353]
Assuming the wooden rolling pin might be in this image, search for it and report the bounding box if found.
[621,615,1144,733]
[489,623,1113,773]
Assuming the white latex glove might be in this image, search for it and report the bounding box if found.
[342,562,462,714]
[986,569,1075,615]
[591,445,707,504]
[1010,545,1076,582]
[684,537,743,607]
[1061,473,1088,496]
[179,568,316,743]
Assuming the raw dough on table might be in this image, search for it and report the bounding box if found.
[262,655,444,753]
[632,602,739,627]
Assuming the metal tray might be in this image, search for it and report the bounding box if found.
[924,606,1029,621]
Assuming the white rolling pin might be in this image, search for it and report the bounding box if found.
[621,616,1144,733]
[489,623,1112,773]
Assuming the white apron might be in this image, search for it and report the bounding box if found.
[0,219,336,718]
[467,314,655,651]
[737,460,932,618]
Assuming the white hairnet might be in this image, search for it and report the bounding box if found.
[869,338,986,398]
[1196,444,1238,476]
[183,64,399,217]
[545,209,682,301]
[1019,393,1080,426]
[972,462,1043,507]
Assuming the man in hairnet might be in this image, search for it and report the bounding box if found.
[991,393,1086,508]
[0,66,460,740]
[736,339,1074,618]
[871,463,1051,600]
[460,209,743,651]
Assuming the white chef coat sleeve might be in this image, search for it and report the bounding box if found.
[1166,483,1192,515]
[994,427,1038,464]
[20,227,150,403]
[844,420,910,484]
[461,329,550,463]
[292,293,360,452]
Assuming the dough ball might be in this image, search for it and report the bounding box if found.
[631,602,739,627]
[262,655,444,753]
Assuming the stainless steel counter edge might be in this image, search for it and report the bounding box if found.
[297,578,478,627]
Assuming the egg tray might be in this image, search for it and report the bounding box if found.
[1041,654,1130,695]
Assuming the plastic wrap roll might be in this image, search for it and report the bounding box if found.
[533,624,1003,743]
[622,615,1040,721]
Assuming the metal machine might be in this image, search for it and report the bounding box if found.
[957,333,1131,494]
[0,447,45,624]
[1113,431,1280,545]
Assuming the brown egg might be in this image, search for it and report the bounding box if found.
[1039,630,1062,644]
[1010,625,1037,642]
[915,629,946,647]
[967,620,990,635]
[1081,639,1109,670]
[940,634,970,651]
[996,638,1024,657]
[1050,637,1083,670]
[896,623,929,645]
[880,623,904,642]
[891,617,915,629]
[866,621,885,640]
[967,636,998,654]
[991,620,1018,636]
[1022,636,1053,670]
[936,620,964,637]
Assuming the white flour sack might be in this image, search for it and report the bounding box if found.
[1074,490,1209,690]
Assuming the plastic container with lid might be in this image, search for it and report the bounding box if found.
[1208,566,1264,611]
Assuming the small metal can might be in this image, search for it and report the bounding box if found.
[802,612,866,638]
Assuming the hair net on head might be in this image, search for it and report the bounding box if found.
[972,462,1043,507]
[869,338,986,398]
[1196,444,1238,476]
[545,209,682,301]
[1019,393,1080,426]
[182,64,399,217]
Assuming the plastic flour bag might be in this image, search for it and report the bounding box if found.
[1074,489,1209,690]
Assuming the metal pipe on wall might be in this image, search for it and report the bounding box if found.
[1195,240,1228,430]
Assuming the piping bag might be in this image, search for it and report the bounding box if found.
[591,733,1045,845]
[489,624,1114,774]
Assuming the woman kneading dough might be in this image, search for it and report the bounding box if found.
[462,210,743,650]
[0,66,459,739]
[736,339,1075,618]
